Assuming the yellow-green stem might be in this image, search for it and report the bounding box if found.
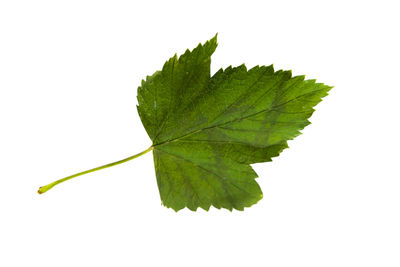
[38,146,153,194]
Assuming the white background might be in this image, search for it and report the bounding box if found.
[1,0,399,266]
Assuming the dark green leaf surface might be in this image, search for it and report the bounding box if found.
[137,35,332,211]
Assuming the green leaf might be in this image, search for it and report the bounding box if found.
[137,35,332,211]
[38,34,331,211]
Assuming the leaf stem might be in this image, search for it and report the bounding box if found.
[38,146,153,194]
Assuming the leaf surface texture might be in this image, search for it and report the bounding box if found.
[137,35,331,211]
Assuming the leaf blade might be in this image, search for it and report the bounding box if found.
[138,36,332,211]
